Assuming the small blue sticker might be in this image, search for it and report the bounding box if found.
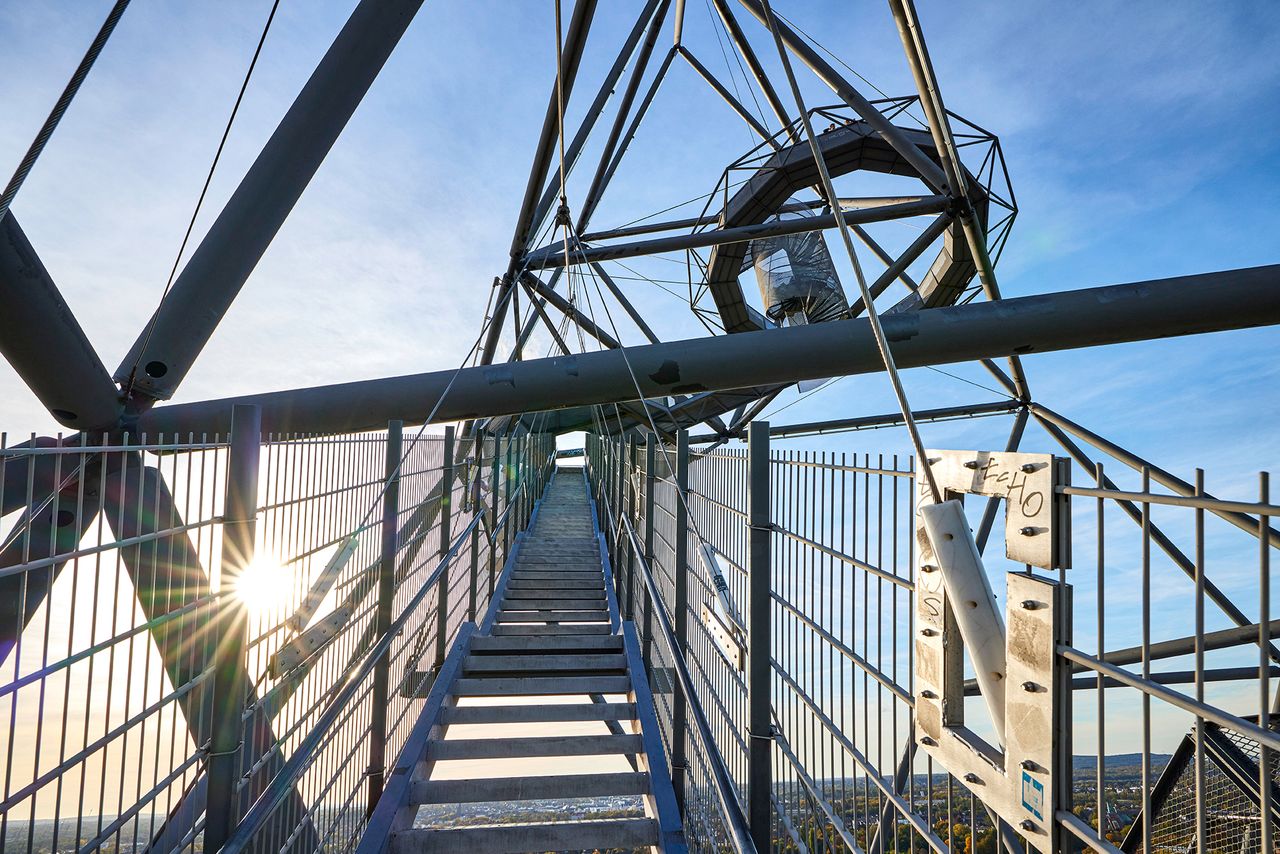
[1021,770,1044,820]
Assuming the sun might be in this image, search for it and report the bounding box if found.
[235,556,295,618]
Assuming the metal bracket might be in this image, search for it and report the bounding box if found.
[916,569,1069,853]
[913,449,1072,854]
[918,449,1071,570]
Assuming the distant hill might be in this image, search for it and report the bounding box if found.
[1073,753,1171,771]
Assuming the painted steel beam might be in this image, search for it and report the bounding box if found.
[113,0,426,401]
[0,213,122,429]
[688,399,1022,442]
[133,265,1280,437]
[481,0,598,367]
[525,194,950,269]
[735,0,948,192]
[522,272,622,349]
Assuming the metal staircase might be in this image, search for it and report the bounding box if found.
[359,468,687,854]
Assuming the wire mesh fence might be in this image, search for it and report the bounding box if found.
[588,426,1280,854]
[0,421,553,853]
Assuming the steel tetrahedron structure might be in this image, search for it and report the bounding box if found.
[1,1,1278,853]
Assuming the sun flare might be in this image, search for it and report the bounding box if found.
[235,556,294,617]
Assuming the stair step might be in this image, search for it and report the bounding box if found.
[452,675,632,695]
[500,598,606,611]
[509,569,601,578]
[495,610,609,623]
[463,653,626,673]
[426,733,642,760]
[390,818,658,854]
[502,589,605,600]
[440,701,636,724]
[470,634,623,653]
[410,771,649,804]
[489,623,612,636]
[505,579,605,591]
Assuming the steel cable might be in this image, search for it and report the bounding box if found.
[0,1,131,224]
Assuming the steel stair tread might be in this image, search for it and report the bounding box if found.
[389,818,658,854]
[409,772,650,804]
[439,702,636,724]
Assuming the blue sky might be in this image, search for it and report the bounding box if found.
[1,1,1278,758]
[0,2,1276,478]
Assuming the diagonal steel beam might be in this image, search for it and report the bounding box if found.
[113,0,427,401]
[101,458,316,854]
[676,46,775,143]
[0,214,122,429]
[481,0,599,368]
[133,265,1280,437]
[707,0,794,138]
[735,0,948,192]
[1032,403,1280,548]
[530,0,663,234]
[0,457,102,667]
[521,272,622,349]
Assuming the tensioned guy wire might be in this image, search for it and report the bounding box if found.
[0,1,131,224]
[122,0,282,401]
[759,0,942,504]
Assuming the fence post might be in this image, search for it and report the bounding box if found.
[643,433,656,669]
[503,436,514,556]
[205,404,260,853]
[367,419,402,815]
[747,421,773,851]
[488,437,500,601]
[439,426,455,556]
[624,435,638,620]
[671,428,690,813]
[435,426,456,668]
[466,432,480,621]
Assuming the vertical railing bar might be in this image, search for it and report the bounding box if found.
[1261,470,1273,854]
[1194,467,1206,854]
[747,421,772,851]
[205,404,260,854]
[366,419,402,816]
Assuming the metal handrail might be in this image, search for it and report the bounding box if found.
[222,449,552,853]
[596,484,757,854]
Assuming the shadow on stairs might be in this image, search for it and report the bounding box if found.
[358,466,686,854]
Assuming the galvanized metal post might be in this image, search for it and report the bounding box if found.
[439,426,455,556]
[489,438,500,600]
[503,437,514,555]
[747,420,773,851]
[643,433,657,669]
[672,428,690,811]
[624,435,638,619]
[435,426,457,669]
[205,404,260,853]
[366,419,402,815]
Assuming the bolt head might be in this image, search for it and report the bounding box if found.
[1020,820,1037,832]
[1022,681,1041,693]
[920,690,937,700]
[1020,526,1037,536]
[1020,599,1041,610]
[964,460,980,469]
[963,772,981,784]
[920,736,937,747]
[1021,463,1038,473]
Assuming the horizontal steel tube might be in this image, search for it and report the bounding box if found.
[579,197,926,242]
[525,195,950,268]
[135,265,1280,436]
[689,399,1022,442]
